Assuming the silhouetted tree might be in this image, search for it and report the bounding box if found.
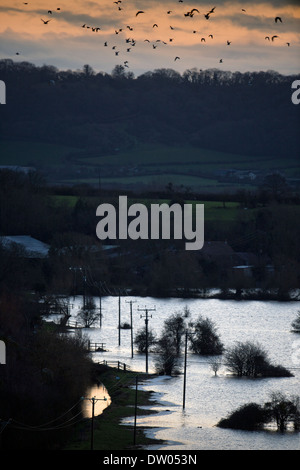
[189,316,224,355]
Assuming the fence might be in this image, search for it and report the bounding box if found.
[98,360,130,371]
[87,342,106,352]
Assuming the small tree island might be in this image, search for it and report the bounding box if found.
[217,392,300,432]
[224,341,293,378]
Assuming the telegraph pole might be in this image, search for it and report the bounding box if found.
[81,396,107,450]
[126,300,137,358]
[138,306,156,374]
[133,375,138,445]
[182,330,195,409]
[99,292,103,328]
[118,290,121,346]
[183,330,188,410]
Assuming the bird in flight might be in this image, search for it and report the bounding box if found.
[174,56,180,61]
[204,7,216,19]
[41,18,51,24]
[184,9,199,17]
[136,11,144,16]
[271,35,279,41]
[275,16,282,23]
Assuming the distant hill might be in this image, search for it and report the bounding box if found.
[0,60,299,190]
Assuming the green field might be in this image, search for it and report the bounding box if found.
[1,140,298,191]
[52,194,241,223]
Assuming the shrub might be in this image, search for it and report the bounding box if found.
[217,403,270,430]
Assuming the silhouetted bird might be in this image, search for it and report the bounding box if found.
[271,35,278,41]
[41,18,51,24]
[174,56,180,61]
[136,11,144,16]
[275,16,282,23]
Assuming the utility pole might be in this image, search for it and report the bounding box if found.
[133,375,138,445]
[81,396,107,450]
[126,300,137,358]
[138,306,156,374]
[182,330,195,409]
[118,290,121,346]
[99,291,103,328]
[183,330,188,410]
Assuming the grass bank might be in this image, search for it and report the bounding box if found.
[65,366,164,451]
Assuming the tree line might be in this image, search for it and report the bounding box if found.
[1,59,299,158]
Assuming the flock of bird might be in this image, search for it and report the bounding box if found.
[16,2,292,70]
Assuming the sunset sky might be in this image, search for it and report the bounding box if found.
[0,0,299,76]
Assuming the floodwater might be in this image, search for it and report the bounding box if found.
[48,295,300,450]
[82,384,111,418]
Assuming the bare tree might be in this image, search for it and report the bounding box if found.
[210,358,222,376]
[76,296,98,328]
[264,391,300,431]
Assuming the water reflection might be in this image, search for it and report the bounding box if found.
[82,384,111,418]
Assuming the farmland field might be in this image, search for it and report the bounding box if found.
[1,140,299,192]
